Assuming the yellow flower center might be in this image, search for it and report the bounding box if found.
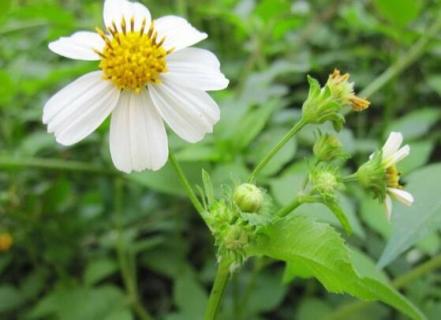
[96,18,170,93]
[0,233,13,252]
[386,165,401,188]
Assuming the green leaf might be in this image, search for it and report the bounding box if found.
[373,0,424,27]
[174,268,208,318]
[249,216,424,320]
[379,164,441,267]
[0,285,24,313]
[84,258,118,286]
[386,108,440,141]
[0,0,11,20]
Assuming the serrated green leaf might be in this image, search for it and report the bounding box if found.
[379,163,441,267]
[249,216,424,320]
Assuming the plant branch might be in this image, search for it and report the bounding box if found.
[249,118,307,182]
[0,156,116,175]
[326,253,441,320]
[275,194,319,218]
[205,258,232,320]
[360,11,441,99]
[168,151,206,216]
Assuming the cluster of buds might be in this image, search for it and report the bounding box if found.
[356,132,414,220]
[301,69,370,130]
[203,180,267,264]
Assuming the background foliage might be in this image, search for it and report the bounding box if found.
[1,0,441,319]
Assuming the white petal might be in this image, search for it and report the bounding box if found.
[164,48,229,91]
[384,195,393,221]
[388,188,414,207]
[384,144,410,167]
[48,31,104,61]
[43,71,120,146]
[382,132,403,160]
[109,90,168,173]
[148,80,220,143]
[103,0,151,32]
[155,16,207,51]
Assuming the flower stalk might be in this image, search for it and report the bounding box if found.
[204,258,232,320]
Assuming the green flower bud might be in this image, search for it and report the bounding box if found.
[313,133,344,162]
[223,225,249,251]
[310,166,341,197]
[233,183,263,213]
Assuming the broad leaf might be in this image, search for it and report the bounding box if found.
[249,216,424,320]
[379,164,441,267]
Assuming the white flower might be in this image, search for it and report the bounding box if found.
[44,0,229,173]
[381,132,414,220]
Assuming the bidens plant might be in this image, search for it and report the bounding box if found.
[41,2,425,319]
[44,0,228,173]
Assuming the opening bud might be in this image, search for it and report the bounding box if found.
[233,183,263,213]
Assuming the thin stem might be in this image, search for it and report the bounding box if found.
[327,254,441,320]
[360,11,441,99]
[0,21,48,36]
[114,179,153,320]
[0,156,116,175]
[249,118,307,182]
[175,0,188,17]
[204,258,231,320]
[275,194,319,218]
[168,151,206,216]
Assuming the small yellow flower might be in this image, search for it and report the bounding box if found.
[0,233,13,252]
[327,69,370,112]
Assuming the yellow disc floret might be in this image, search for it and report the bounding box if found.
[96,18,170,93]
[386,165,401,189]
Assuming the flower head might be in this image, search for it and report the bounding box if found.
[356,132,414,220]
[233,183,264,213]
[326,69,370,112]
[44,0,229,173]
[0,233,13,252]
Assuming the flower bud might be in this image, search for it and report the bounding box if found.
[0,233,13,252]
[313,133,344,162]
[223,225,249,251]
[310,168,339,197]
[233,183,263,213]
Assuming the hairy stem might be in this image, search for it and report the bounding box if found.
[249,118,307,182]
[327,254,441,320]
[360,11,441,99]
[205,258,231,320]
[276,194,320,218]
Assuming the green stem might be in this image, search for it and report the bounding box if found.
[114,179,153,320]
[327,254,441,320]
[276,194,319,218]
[168,151,205,216]
[175,0,188,17]
[204,258,231,320]
[359,11,441,99]
[0,156,116,175]
[0,21,48,36]
[249,118,307,182]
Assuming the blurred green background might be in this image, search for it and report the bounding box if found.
[1,0,441,319]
